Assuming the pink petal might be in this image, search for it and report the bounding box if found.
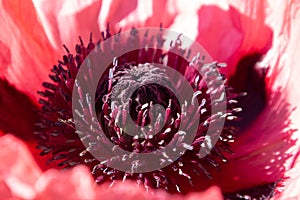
[263,0,300,198]
[103,0,178,31]
[32,0,103,51]
[195,1,272,77]
[95,181,168,200]
[0,0,59,100]
[207,94,296,192]
[35,165,95,200]
[134,0,300,194]
[0,134,223,199]
[33,0,179,50]
[34,165,223,200]
[279,151,300,199]
[0,134,42,199]
[194,0,300,194]
[0,178,12,199]
[185,186,223,200]
[95,181,223,200]
[232,0,300,193]
[98,0,138,29]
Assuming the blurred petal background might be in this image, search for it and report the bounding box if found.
[0,0,300,199]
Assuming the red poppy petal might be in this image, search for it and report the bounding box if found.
[0,0,59,100]
[0,134,42,199]
[99,0,138,29]
[0,178,12,199]
[35,165,95,200]
[199,0,300,194]
[147,1,300,194]
[177,90,295,193]
[103,0,178,31]
[95,181,223,200]
[32,0,103,52]
[185,186,223,200]
[208,93,296,192]
[0,134,223,199]
[195,2,272,78]
[264,0,300,198]
[279,151,300,199]
[143,0,177,28]
[34,165,223,200]
[33,0,179,51]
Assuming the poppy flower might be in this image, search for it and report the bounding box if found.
[0,0,300,199]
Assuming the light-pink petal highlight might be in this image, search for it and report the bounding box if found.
[232,0,300,195]
[105,0,178,31]
[184,186,223,200]
[279,152,300,199]
[263,0,300,198]
[34,165,223,200]
[32,0,103,52]
[35,165,95,200]
[33,0,179,51]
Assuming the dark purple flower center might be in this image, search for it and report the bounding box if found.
[96,63,182,152]
[34,27,268,195]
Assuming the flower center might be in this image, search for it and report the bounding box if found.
[35,28,242,194]
[96,63,182,153]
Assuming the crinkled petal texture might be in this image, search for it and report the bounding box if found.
[1,0,189,100]
[264,0,300,198]
[0,0,59,100]
[32,0,180,51]
[191,0,300,196]
[0,135,223,200]
[195,1,273,78]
